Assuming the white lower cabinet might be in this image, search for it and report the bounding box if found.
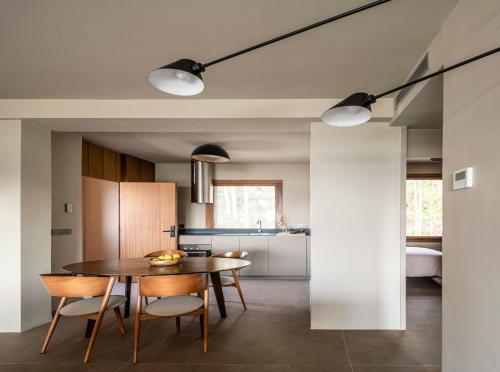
[211,236,240,256]
[268,236,307,276]
[239,236,269,276]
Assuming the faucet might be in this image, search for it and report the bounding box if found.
[257,220,262,234]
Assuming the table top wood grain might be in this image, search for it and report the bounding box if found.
[63,257,251,276]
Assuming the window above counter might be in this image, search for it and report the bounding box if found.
[206,180,283,229]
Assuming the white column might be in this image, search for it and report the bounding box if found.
[0,120,52,332]
[0,120,23,332]
[310,122,403,329]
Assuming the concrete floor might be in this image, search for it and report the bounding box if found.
[0,278,441,371]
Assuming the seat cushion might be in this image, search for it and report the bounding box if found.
[145,295,204,317]
[220,275,235,286]
[60,295,127,317]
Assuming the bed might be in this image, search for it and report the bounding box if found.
[406,246,442,281]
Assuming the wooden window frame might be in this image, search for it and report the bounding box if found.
[406,173,443,243]
[205,180,283,229]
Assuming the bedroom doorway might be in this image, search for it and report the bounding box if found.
[405,159,443,333]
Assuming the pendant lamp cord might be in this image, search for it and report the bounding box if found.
[198,0,393,70]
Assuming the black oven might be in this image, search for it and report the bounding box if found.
[178,244,212,257]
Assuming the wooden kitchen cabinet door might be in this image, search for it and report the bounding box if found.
[120,182,177,259]
[83,177,119,261]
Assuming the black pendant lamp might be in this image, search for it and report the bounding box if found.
[149,0,393,96]
[191,144,230,163]
[322,46,500,127]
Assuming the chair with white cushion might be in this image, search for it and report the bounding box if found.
[212,251,248,310]
[134,274,209,363]
[39,274,126,363]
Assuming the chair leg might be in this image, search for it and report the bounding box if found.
[144,297,149,305]
[199,315,204,338]
[133,294,142,364]
[176,316,181,335]
[114,307,126,335]
[232,270,247,310]
[203,289,209,353]
[83,277,115,363]
[40,297,67,354]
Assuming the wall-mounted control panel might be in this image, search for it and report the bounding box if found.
[453,167,474,190]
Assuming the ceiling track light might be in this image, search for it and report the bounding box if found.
[323,46,500,127]
[149,0,393,96]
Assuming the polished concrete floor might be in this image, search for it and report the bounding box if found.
[0,278,441,371]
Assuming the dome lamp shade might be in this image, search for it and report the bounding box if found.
[321,92,374,127]
[191,144,230,163]
[148,59,205,96]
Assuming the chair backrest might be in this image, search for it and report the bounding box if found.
[144,249,188,258]
[213,251,248,259]
[139,274,208,297]
[40,274,114,298]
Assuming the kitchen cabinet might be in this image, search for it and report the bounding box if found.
[268,236,307,276]
[120,182,177,259]
[211,236,240,256]
[239,236,269,276]
[82,177,119,261]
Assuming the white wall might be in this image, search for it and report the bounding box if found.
[156,162,310,228]
[20,121,52,330]
[310,122,403,329]
[0,120,52,332]
[407,129,443,160]
[0,120,22,332]
[425,0,500,370]
[51,133,83,272]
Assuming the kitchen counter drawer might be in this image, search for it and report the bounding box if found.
[178,235,212,245]
[239,236,269,276]
[268,236,307,276]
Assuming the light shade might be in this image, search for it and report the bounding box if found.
[149,59,204,96]
[191,144,230,163]
[321,92,373,127]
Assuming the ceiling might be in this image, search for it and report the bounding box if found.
[35,118,311,163]
[391,76,443,129]
[0,0,458,99]
[82,131,310,164]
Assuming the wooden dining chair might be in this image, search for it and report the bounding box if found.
[134,274,209,363]
[39,274,126,363]
[212,251,248,310]
[142,250,189,305]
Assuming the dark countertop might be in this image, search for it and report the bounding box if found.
[178,228,310,236]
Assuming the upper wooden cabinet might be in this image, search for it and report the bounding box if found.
[82,141,154,182]
[121,154,155,182]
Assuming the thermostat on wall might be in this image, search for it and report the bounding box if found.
[453,167,474,190]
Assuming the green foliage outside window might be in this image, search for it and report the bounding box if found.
[214,186,276,228]
[406,179,442,237]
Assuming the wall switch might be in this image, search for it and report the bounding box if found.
[453,167,474,190]
[64,203,73,213]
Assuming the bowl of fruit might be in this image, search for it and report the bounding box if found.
[149,252,182,266]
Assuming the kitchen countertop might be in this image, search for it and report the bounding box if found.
[178,228,310,236]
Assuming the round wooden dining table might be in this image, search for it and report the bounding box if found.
[63,257,251,320]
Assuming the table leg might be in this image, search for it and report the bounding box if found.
[209,272,227,318]
[124,276,132,318]
[85,320,95,338]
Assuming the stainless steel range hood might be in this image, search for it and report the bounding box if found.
[191,160,214,204]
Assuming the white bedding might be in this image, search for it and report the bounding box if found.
[406,246,442,278]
